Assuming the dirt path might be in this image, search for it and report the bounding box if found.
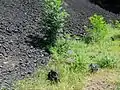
[84,69,119,90]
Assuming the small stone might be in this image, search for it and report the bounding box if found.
[0,65,3,68]
[25,12,27,15]
[47,70,60,83]
[33,60,37,63]
[3,62,8,64]
[0,54,4,59]
[67,50,73,55]
[64,2,69,7]
[89,63,100,73]
[28,54,32,58]
[66,58,75,64]
[41,54,44,57]
[27,71,32,74]
[13,29,19,33]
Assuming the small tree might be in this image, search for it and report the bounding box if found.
[88,14,108,42]
[42,0,68,46]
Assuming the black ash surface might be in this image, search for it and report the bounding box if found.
[0,0,49,89]
[0,0,120,89]
[64,0,120,35]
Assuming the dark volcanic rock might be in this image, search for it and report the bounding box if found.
[64,0,120,35]
[0,0,49,89]
[47,70,60,83]
[0,0,120,89]
[90,0,120,14]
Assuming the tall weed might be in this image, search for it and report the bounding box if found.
[87,14,108,42]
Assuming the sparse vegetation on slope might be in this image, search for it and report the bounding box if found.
[1,0,120,89]
[14,14,120,90]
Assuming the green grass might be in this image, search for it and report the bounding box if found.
[117,83,120,90]
[14,22,120,90]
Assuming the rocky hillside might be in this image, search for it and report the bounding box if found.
[0,0,120,89]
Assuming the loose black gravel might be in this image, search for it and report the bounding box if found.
[0,0,49,89]
[64,0,120,35]
[89,0,120,14]
[0,0,120,89]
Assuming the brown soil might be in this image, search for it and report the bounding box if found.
[84,69,119,90]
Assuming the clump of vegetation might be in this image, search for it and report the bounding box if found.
[42,0,68,46]
[86,14,108,42]
[14,12,120,90]
[113,20,120,29]
[117,83,120,90]
[97,56,117,68]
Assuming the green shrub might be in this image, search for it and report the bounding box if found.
[114,20,120,29]
[117,82,120,90]
[50,35,88,73]
[42,0,68,46]
[87,14,108,42]
[50,37,70,55]
[97,56,117,68]
[69,55,87,72]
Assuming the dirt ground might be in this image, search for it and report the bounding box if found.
[0,0,120,89]
[84,69,119,90]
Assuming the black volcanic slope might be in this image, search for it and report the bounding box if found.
[90,0,120,14]
[0,0,120,89]
[64,0,120,35]
[0,0,49,89]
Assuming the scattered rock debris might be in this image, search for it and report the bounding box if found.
[89,63,100,73]
[47,70,60,83]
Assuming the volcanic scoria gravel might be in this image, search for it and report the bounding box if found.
[0,0,120,89]
[64,0,120,35]
[0,0,50,89]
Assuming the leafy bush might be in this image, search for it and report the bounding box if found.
[87,14,108,42]
[50,37,70,55]
[117,82,120,90]
[50,35,88,73]
[97,56,117,68]
[114,20,120,29]
[69,55,87,72]
[42,0,68,46]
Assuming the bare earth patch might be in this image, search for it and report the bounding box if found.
[84,69,119,90]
